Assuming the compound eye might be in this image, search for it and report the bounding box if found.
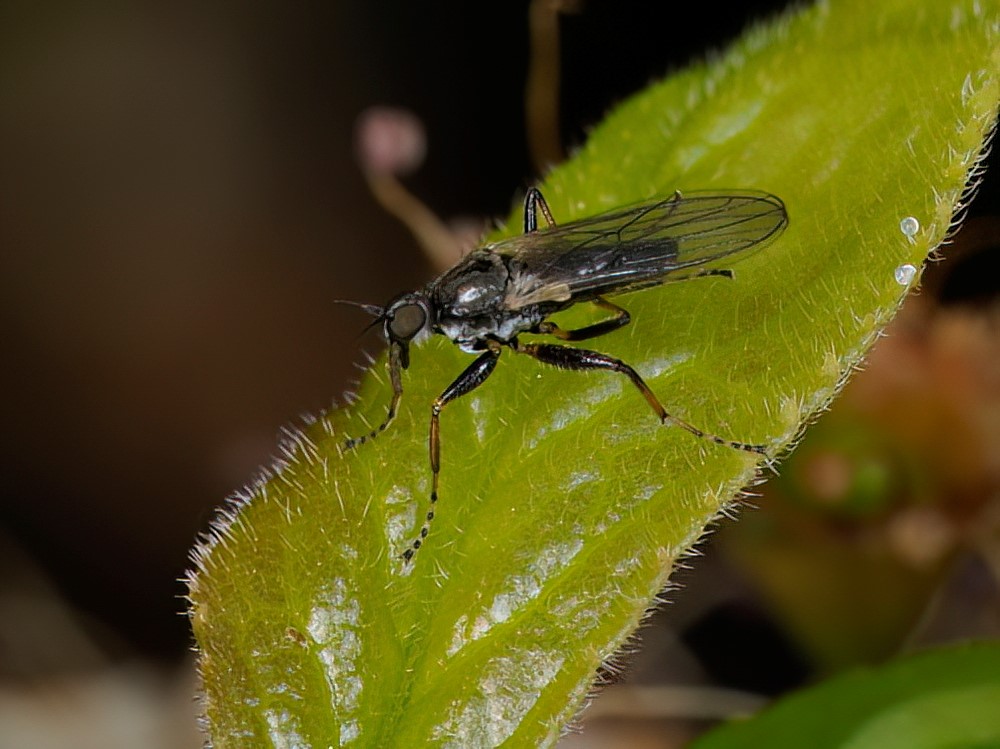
[388,303,426,341]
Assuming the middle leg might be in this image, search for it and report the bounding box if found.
[533,297,631,342]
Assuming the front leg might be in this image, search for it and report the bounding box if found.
[343,341,405,451]
[403,340,502,562]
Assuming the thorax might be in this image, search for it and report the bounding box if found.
[429,250,544,351]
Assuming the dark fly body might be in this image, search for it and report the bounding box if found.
[342,188,788,561]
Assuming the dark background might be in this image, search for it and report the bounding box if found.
[0,3,996,743]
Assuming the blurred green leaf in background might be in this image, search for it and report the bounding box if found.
[691,643,1000,749]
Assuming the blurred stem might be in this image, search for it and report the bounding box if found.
[363,170,462,271]
[526,0,571,172]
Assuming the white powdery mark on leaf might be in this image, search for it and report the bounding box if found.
[702,98,765,144]
[526,379,621,450]
[640,352,690,379]
[468,395,489,444]
[264,708,307,749]
[307,578,365,744]
[435,650,566,748]
[560,469,599,492]
[548,593,603,636]
[383,485,417,551]
[447,538,584,657]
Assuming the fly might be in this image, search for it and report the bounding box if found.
[341,188,788,561]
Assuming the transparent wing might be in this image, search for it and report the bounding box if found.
[492,191,788,309]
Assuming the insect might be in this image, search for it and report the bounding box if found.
[342,188,788,561]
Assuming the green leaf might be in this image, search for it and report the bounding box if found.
[187,1,999,746]
[690,643,1000,749]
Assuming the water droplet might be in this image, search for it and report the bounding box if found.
[899,216,920,238]
[895,264,917,286]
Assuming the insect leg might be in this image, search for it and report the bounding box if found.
[512,340,766,455]
[534,297,631,341]
[343,342,405,451]
[403,341,503,561]
[532,273,735,342]
[523,187,557,233]
[666,268,734,282]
